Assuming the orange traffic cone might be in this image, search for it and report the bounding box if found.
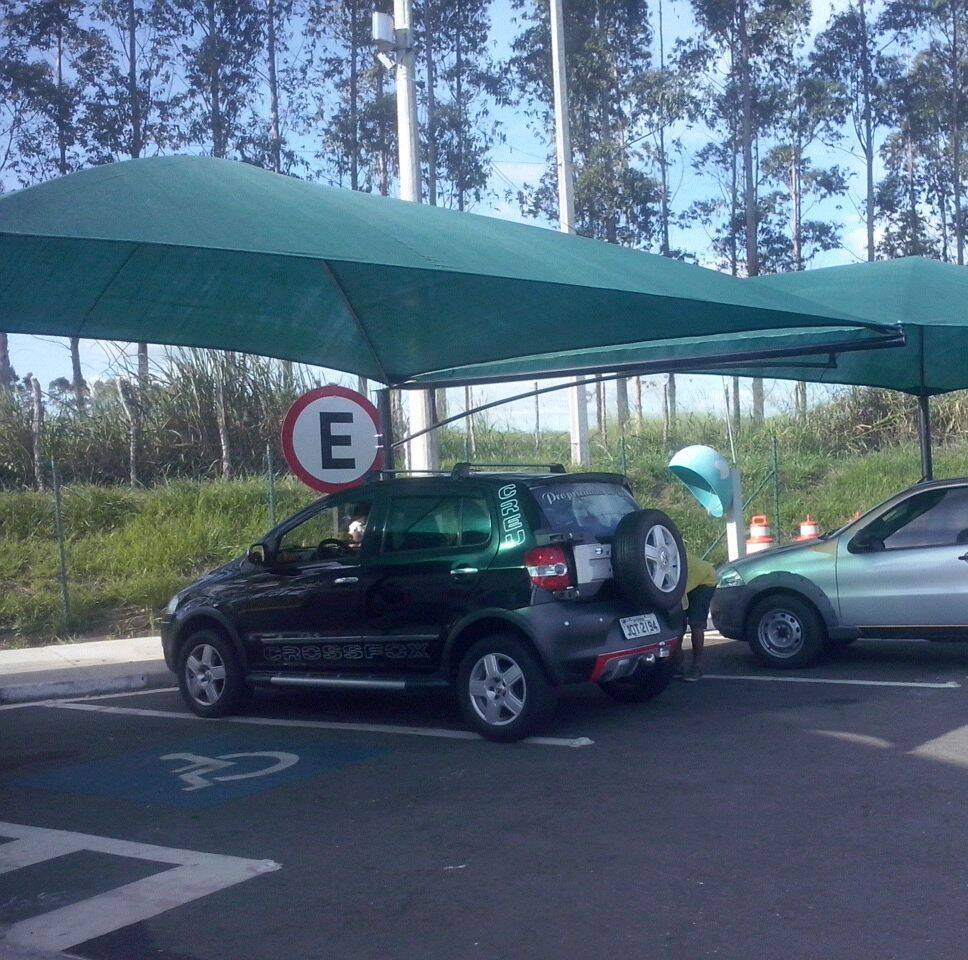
[746,515,775,553]
[796,515,821,541]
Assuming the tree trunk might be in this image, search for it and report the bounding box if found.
[349,0,359,190]
[737,1,764,422]
[657,0,671,256]
[794,380,807,420]
[906,120,918,252]
[31,376,45,491]
[216,376,233,479]
[455,5,465,212]
[266,0,282,173]
[666,372,676,437]
[533,382,540,452]
[137,342,149,389]
[56,24,68,175]
[0,333,14,388]
[127,0,142,158]
[858,0,875,261]
[616,378,629,427]
[752,377,764,421]
[432,388,447,421]
[464,385,475,458]
[661,381,670,446]
[391,389,407,464]
[951,4,963,264]
[207,0,225,157]
[635,376,643,421]
[596,381,606,439]
[731,376,741,434]
[70,336,86,415]
[424,0,438,206]
[737,0,757,277]
[728,40,739,279]
[116,378,140,485]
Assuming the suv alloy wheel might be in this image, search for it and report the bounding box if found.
[456,635,557,742]
[177,629,249,718]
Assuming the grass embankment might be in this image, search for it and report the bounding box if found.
[3,426,967,647]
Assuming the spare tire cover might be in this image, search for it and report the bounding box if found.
[611,509,688,610]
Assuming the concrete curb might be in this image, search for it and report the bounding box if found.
[0,668,174,705]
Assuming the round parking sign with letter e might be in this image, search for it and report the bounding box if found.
[281,386,383,493]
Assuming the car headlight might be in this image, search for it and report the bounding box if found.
[717,568,745,588]
[164,592,183,615]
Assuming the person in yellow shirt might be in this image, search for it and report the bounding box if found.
[676,551,718,681]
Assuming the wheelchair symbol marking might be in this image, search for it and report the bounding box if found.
[161,751,299,792]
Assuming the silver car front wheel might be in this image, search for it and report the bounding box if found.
[756,610,804,659]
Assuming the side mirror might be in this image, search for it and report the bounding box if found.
[849,534,885,554]
[247,543,269,565]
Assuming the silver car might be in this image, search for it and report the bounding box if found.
[711,478,968,668]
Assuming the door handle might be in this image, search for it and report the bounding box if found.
[450,566,478,576]
[334,576,359,584]
[959,553,968,563]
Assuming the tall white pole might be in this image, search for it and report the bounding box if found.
[393,0,438,472]
[549,0,589,466]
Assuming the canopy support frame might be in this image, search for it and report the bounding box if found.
[397,327,906,390]
[383,328,907,452]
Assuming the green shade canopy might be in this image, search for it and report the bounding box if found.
[706,258,968,396]
[0,156,893,387]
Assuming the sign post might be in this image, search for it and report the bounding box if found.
[281,386,383,493]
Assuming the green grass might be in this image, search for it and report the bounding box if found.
[2,421,965,647]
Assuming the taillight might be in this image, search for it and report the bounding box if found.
[524,546,573,591]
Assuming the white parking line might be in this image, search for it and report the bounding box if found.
[39,700,595,748]
[702,674,960,689]
[0,821,279,953]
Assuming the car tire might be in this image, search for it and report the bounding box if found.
[456,635,558,743]
[599,660,674,703]
[611,509,688,610]
[746,595,825,669]
[177,629,249,718]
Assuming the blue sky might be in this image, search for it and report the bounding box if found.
[6,0,869,429]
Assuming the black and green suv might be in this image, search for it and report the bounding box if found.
[161,466,687,741]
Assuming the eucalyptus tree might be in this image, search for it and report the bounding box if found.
[4,0,106,413]
[414,0,505,211]
[881,0,968,264]
[163,0,262,158]
[509,0,663,429]
[813,1,899,262]
[686,0,801,421]
[875,58,938,258]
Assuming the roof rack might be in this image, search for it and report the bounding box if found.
[451,462,567,478]
[376,469,450,478]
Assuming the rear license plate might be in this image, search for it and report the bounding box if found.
[620,613,661,641]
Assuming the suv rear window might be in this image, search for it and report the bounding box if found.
[531,482,638,540]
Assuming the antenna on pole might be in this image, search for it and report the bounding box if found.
[549,0,589,466]
[373,1,439,472]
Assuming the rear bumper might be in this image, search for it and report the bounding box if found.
[516,600,683,684]
[589,637,678,683]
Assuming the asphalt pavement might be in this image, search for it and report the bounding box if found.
[1,636,967,960]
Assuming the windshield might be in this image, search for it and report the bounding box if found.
[531,481,638,539]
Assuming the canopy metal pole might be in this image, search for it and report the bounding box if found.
[918,393,933,481]
[377,388,396,472]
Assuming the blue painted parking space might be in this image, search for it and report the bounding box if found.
[17,733,388,809]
